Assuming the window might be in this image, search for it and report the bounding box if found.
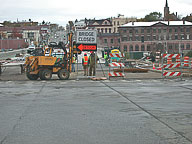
[153,29,156,33]
[175,35,178,40]
[129,45,133,51]
[158,29,161,33]
[135,36,140,41]
[109,28,111,33]
[105,21,108,25]
[186,28,190,33]
[147,36,151,41]
[122,37,127,41]
[129,30,133,34]
[141,45,145,51]
[105,28,108,33]
[141,29,144,33]
[181,35,185,40]
[169,35,172,40]
[101,28,104,33]
[175,28,178,33]
[28,32,34,38]
[129,37,132,41]
[117,21,120,25]
[114,21,116,26]
[97,28,100,32]
[141,36,144,42]
[147,45,151,51]
[181,44,184,50]
[124,45,127,52]
[169,29,172,33]
[135,45,139,51]
[153,35,156,40]
[187,35,190,40]
[180,28,184,32]
[118,38,120,43]
[163,29,166,33]
[186,44,190,50]
[111,39,113,44]
[147,29,150,33]
[135,29,139,33]
[123,30,126,33]
[104,39,108,44]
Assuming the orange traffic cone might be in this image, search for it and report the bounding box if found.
[153,63,155,70]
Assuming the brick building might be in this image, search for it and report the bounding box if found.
[118,21,192,53]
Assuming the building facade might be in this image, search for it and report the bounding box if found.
[118,21,192,54]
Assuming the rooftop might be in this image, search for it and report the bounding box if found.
[121,21,192,27]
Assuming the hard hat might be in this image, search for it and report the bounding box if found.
[90,51,93,54]
[84,53,87,55]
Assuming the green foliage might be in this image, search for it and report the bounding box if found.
[185,51,192,57]
[137,12,162,22]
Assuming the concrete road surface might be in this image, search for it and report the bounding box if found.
[0,80,192,144]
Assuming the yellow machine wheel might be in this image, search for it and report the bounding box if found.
[39,69,52,80]
[26,72,39,80]
[57,69,70,80]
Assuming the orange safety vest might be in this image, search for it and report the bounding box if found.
[83,56,88,65]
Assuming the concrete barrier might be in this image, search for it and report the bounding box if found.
[0,49,27,60]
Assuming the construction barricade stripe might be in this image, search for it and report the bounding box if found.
[108,72,124,77]
[163,54,180,59]
[109,62,125,67]
[109,53,124,58]
[163,72,181,77]
[163,63,181,69]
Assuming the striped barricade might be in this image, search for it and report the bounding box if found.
[163,72,181,77]
[163,63,181,69]
[109,62,125,67]
[184,56,189,67]
[109,53,124,58]
[163,54,180,59]
[162,53,182,78]
[108,72,125,77]
[108,52,125,79]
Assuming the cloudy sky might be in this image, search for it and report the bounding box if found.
[0,0,192,26]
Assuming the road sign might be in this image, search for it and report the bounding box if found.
[76,30,97,51]
[77,44,97,51]
[76,30,97,44]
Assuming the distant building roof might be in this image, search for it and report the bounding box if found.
[120,21,192,27]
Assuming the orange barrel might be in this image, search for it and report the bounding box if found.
[176,56,181,64]
[184,56,189,67]
[167,57,172,64]
[191,58,192,68]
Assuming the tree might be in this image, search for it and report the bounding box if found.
[144,12,162,22]
[137,12,162,22]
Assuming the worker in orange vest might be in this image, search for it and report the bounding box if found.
[82,53,88,76]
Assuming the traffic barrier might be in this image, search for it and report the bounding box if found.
[108,72,124,77]
[163,72,181,77]
[162,53,182,78]
[108,52,125,79]
[109,53,124,58]
[163,54,180,59]
[109,62,125,67]
[176,57,181,64]
[153,63,155,70]
[184,56,189,67]
[163,63,181,69]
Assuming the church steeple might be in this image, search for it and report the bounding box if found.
[165,0,168,7]
[164,0,169,20]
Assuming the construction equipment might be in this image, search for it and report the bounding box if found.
[25,33,78,80]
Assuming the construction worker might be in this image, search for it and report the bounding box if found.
[72,55,76,72]
[104,52,108,66]
[82,53,88,76]
[89,51,99,76]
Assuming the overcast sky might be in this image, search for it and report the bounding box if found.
[0,0,192,26]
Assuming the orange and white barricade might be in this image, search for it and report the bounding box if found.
[184,56,189,67]
[108,52,125,79]
[162,54,182,78]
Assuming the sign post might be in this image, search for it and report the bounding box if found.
[76,30,97,78]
